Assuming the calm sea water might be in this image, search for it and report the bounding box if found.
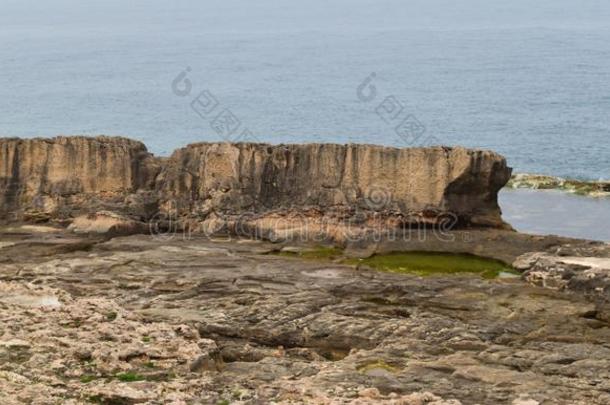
[500,189,610,242]
[1,0,609,181]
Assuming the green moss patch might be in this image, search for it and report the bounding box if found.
[115,372,145,382]
[80,375,97,383]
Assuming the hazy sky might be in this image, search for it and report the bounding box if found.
[2,0,610,34]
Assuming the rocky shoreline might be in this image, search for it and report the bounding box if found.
[0,225,609,404]
[2,136,610,404]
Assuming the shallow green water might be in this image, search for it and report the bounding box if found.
[345,252,516,279]
[275,247,517,279]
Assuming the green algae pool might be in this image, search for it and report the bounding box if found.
[274,247,517,279]
[345,252,517,279]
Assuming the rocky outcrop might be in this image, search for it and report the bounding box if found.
[156,143,511,239]
[0,136,159,221]
[514,243,610,301]
[1,137,512,237]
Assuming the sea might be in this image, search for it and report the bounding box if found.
[1,0,609,240]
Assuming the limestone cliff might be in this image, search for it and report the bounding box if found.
[0,136,512,235]
[0,136,159,221]
[156,143,511,231]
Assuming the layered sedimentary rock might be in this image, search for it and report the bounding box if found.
[156,143,511,239]
[1,136,512,236]
[0,136,159,221]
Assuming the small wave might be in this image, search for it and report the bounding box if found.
[506,173,610,197]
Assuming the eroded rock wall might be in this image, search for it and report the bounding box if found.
[156,143,511,229]
[0,136,159,221]
[0,137,512,233]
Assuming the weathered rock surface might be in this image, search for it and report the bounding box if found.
[0,280,218,405]
[514,244,610,300]
[0,136,159,222]
[359,228,597,265]
[1,227,610,404]
[1,137,512,238]
[156,143,512,235]
[68,211,147,236]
